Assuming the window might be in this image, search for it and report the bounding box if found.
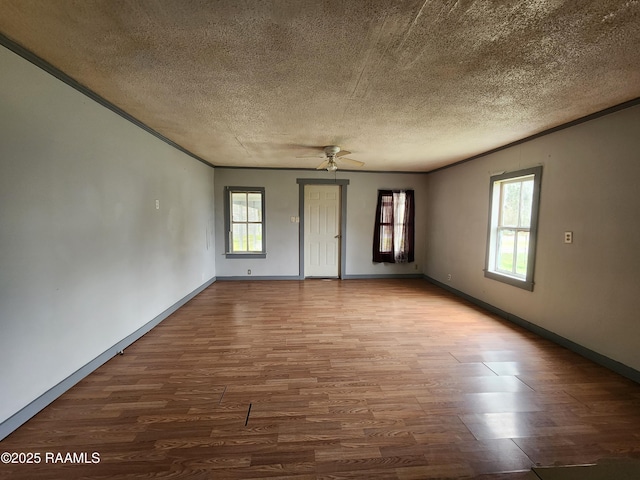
[485,167,542,290]
[373,190,415,263]
[224,187,266,258]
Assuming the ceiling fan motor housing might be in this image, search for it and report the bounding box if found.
[324,145,341,157]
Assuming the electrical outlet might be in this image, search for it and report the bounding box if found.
[564,231,573,244]
[155,199,160,210]
[247,269,251,275]
[447,273,452,281]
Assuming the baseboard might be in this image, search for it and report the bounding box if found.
[424,275,640,384]
[216,275,303,281]
[342,274,424,279]
[216,274,424,281]
[0,276,217,441]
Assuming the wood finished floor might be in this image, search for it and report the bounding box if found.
[1,279,640,479]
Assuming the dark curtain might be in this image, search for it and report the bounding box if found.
[373,189,414,263]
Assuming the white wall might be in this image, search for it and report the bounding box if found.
[424,104,640,371]
[0,46,216,424]
[214,168,427,278]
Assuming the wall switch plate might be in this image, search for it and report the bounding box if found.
[155,199,160,210]
[564,231,573,243]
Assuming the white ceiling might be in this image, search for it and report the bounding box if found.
[1,0,639,171]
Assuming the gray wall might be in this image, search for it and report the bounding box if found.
[424,104,640,371]
[0,46,216,424]
[214,168,428,278]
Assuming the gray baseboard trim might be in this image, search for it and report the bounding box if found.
[216,275,303,281]
[216,274,425,281]
[0,277,217,441]
[423,275,640,384]
[342,274,424,280]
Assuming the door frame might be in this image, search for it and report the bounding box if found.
[297,178,349,279]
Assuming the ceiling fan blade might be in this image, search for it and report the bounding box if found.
[335,150,352,157]
[316,159,330,170]
[296,153,325,158]
[338,157,365,167]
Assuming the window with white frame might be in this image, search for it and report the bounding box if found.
[225,187,266,258]
[485,167,542,290]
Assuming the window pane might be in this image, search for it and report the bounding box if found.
[516,231,530,276]
[232,193,247,222]
[520,179,534,228]
[232,223,247,251]
[501,182,521,227]
[248,224,262,252]
[497,229,515,273]
[247,193,262,222]
[380,195,393,223]
[380,225,393,252]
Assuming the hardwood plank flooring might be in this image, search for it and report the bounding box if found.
[1,279,640,479]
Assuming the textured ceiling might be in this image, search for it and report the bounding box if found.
[1,1,639,171]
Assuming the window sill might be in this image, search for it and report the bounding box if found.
[484,270,534,291]
[225,252,266,259]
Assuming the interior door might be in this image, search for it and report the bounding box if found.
[304,184,340,278]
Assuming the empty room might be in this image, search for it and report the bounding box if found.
[1,1,639,479]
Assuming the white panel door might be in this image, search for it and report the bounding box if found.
[304,185,340,278]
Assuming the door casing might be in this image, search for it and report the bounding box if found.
[297,178,349,279]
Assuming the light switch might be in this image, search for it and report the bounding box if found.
[155,199,160,210]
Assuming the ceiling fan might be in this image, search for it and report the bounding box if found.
[312,145,365,171]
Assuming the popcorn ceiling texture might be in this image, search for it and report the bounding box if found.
[1,0,639,171]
